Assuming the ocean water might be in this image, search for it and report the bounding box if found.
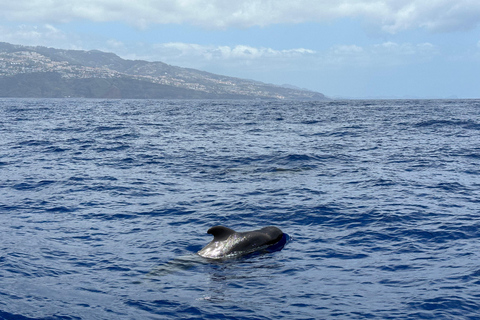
[1,98,480,319]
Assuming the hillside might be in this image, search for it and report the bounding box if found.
[0,42,327,100]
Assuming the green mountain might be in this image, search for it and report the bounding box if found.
[0,42,327,100]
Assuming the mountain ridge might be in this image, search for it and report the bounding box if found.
[0,42,327,100]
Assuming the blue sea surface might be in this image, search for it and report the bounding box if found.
[1,98,480,319]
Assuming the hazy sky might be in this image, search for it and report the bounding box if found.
[1,0,480,98]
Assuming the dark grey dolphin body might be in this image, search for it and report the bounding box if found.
[198,226,284,259]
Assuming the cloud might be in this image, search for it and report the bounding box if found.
[134,43,316,71]
[373,41,436,55]
[154,43,315,60]
[121,41,437,73]
[1,0,480,33]
[331,45,364,55]
[0,24,68,46]
[106,39,125,49]
[320,41,437,69]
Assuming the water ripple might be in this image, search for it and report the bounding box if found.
[1,99,480,319]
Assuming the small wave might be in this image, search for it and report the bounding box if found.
[317,248,369,260]
[268,154,327,170]
[379,264,420,272]
[137,208,196,217]
[407,296,479,316]
[12,180,56,191]
[0,310,39,320]
[456,269,480,284]
[93,125,126,132]
[427,182,469,192]
[277,154,317,162]
[406,228,476,243]
[463,153,480,160]
[94,144,130,152]
[67,176,89,182]
[18,139,51,147]
[44,146,70,153]
[414,119,480,130]
[45,206,77,213]
[301,120,322,125]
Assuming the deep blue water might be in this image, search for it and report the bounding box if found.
[1,98,480,319]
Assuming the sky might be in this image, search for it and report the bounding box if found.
[1,0,480,99]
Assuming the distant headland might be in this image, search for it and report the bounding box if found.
[0,42,327,100]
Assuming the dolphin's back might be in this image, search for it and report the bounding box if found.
[198,226,284,259]
[235,226,283,249]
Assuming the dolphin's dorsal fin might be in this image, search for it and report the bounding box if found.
[207,226,236,241]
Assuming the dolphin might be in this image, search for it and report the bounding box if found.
[197,225,285,259]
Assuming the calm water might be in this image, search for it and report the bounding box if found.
[1,99,480,319]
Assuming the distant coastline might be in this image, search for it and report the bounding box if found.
[0,42,328,100]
